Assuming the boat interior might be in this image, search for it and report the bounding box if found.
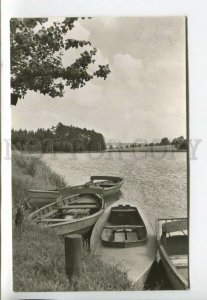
[101,204,147,247]
[92,181,117,188]
[34,193,102,223]
[90,176,122,188]
[161,219,189,281]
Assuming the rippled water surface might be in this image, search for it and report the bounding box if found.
[41,151,187,222]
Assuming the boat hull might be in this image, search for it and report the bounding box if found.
[28,190,59,208]
[28,177,123,209]
[102,182,123,197]
[159,246,188,290]
[90,199,156,290]
[156,218,189,290]
[90,176,124,197]
[29,192,104,236]
[49,211,103,236]
[59,176,124,198]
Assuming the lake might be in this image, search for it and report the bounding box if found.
[41,151,188,289]
[41,151,188,224]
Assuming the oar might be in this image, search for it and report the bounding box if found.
[57,204,98,209]
[37,218,68,223]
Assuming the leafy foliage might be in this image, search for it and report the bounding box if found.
[160,137,171,146]
[11,18,110,101]
[171,136,188,150]
[12,122,106,152]
[107,136,188,151]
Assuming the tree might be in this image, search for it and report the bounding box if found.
[11,123,106,152]
[160,137,170,145]
[11,18,111,105]
[171,136,187,150]
[130,143,136,148]
[171,136,185,149]
[179,139,188,150]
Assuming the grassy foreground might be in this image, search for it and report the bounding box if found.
[12,151,133,291]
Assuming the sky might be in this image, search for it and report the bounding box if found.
[12,17,186,143]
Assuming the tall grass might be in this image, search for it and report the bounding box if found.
[12,151,133,291]
[13,220,132,291]
[12,151,65,216]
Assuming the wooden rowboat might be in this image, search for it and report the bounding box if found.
[58,176,124,198]
[90,200,156,289]
[89,176,124,197]
[28,176,123,208]
[29,188,105,236]
[28,189,59,208]
[156,218,189,290]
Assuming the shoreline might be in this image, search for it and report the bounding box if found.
[14,149,187,155]
[12,151,175,291]
[12,151,133,292]
[104,149,187,153]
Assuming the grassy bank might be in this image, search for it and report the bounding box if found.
[12,151,133,291]
[12,151,65,212]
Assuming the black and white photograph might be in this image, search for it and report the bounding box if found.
[3,0,207,299]
[10,16,189,292]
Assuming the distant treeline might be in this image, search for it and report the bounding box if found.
[12,122,106,152]
[108,136,188,150]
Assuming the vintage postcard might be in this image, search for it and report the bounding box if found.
[11,16,188,291]
[1,1,207,300]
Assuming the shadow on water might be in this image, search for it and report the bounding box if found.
[144,260,173,290]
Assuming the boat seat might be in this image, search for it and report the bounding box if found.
[110,228,140,242]
[57,204,98,209]
[38,218,68,223]
[104,225,144,229]
[126,231,138,242]
[99,183,116,187]
[163,220,187,235]
[114,231,126,242]
[170,255,188,267]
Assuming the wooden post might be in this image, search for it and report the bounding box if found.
[65,234,82,278]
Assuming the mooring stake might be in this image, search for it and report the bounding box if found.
[65,234,82,278]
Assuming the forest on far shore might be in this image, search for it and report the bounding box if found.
[107,136,188,151]
[12,122,106,153]
[12,122,188,153]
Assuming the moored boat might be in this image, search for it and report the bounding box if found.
[90,200,156,289]
[29,187,105,236]
[89,176,124,197]
[28,189,59,208]
[58,176,124,198]
[156,218,189,290]
[28,176,123,208]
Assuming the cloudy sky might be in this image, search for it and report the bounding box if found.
[12,17,186,143]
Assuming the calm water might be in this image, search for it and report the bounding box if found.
[41,151,187,223]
